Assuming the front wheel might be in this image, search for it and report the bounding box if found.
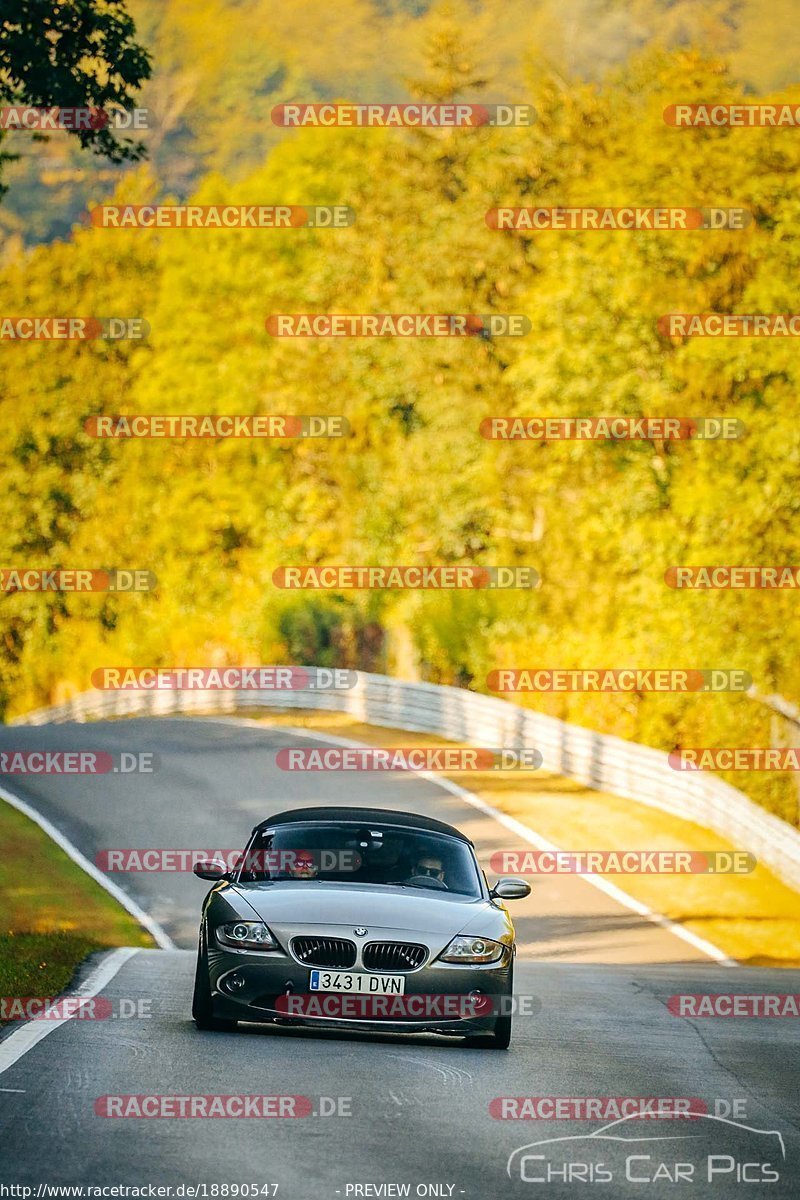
[192,937,237,1032]
[464,1012,512,1049]
[464,987,513,1049]
[488,1011,512,1048]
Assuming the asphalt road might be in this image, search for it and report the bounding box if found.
[0,717,798,1197]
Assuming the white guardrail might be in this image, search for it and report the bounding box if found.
[9,670,800,892]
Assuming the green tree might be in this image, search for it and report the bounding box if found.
[0,0,151,198]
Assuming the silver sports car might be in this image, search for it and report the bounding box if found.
[192,805,530,1048]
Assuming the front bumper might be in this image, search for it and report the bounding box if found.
[207,944,513,1034]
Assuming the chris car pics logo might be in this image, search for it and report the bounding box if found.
[506,1112,785,1185]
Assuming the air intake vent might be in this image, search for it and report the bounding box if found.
[291,937,357,969]
[363,941,427,972]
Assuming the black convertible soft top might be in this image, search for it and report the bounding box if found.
[253,805,472,844]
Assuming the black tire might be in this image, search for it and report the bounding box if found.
[489,1011,512,1048]
[192,936,237,1032]
[464,974,513,1049]
[464,1012,512,1049]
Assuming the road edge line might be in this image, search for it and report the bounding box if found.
[0,947,141,1077]
[0,783,175,950]
[214,715,735,967]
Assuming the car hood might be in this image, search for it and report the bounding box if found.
[229,880,487,937]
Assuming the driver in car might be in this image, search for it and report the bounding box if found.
[408,855,446,886]
[287,849,319,879]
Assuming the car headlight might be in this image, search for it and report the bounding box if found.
[217,921,278,951]
[439,935,505,964]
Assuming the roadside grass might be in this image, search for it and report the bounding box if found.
[255,709,800,967]
[0,797,154,1023]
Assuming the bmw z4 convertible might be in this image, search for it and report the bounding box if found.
[192,805,530,1048]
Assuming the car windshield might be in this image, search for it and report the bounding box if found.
[236,821,482,897]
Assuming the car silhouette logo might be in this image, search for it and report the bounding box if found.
[506,1112,787,1180]
[354,927,368,936]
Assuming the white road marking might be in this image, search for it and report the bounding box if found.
[0,714,732,1088]
[0,947,140,1078]
[0,783,174,950]
[214,716,734,965]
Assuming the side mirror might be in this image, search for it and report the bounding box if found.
[193,858,229,882]
[490,876,531,901]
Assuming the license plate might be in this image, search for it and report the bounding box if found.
[309,970,406,995]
